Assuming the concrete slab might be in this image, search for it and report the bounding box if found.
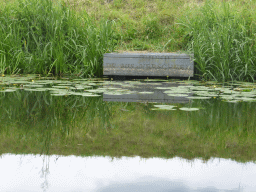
[103,52,194,77]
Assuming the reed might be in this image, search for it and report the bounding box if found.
[0,0,115,77]
[178,0,256,82]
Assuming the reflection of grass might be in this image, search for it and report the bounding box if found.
[0,90,113,153]
[1,97,256,163]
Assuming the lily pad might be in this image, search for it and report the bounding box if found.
[151,108,177,110]
[154,104,176,108]
[81,93,101,97]
[86,89,106,93]
[103,92,124,95]
[186,96,211,99]
[23,84,44,88]
[220,96,237,100]
[179,107,199,111]
[155,87,171,90]
[51,93,70,96]
[138,91,154,94]
[24,88,44,92]
[0,89,16,92]
[56,83,73,86]
[52,86,70,89]
[167,94,189,97]
[235,97,256,102]
[223,100,241,103]
[193,92,219,97]
[164,89,190,94]
[152,105,177,110]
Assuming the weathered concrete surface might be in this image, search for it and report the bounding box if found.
[103,53,194,77]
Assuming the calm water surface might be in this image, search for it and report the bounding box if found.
[1,154,255,192]
[1,75,256,191]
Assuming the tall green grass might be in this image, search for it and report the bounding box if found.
[0,0,115,77]
[2,0,256,82]
[178,0,256,82]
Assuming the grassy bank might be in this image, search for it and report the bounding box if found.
[1,0,256,81]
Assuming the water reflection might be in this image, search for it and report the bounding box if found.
[102,81,191,103]
[1,84,256,160]
[1,76,256,163]
[0,154,253,192]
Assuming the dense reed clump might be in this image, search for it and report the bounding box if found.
[178,0,256,82]
[0,0,115,77]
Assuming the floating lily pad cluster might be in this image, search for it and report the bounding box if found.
[173,84,256,103]
[0,75,101,97]
[1,75,256,105]
[151,104,200,111]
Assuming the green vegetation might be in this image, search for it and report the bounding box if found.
[0,0,115,77]
[179,0,256,82]
[1,0,256,80]
[64,0,256,82]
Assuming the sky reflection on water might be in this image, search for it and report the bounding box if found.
[1,154,255,192]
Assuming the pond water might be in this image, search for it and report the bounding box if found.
[1,75,256,191]
[1,154,256,192]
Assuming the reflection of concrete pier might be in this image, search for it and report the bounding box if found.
[103,53,194,77]
[103,82,192,103]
